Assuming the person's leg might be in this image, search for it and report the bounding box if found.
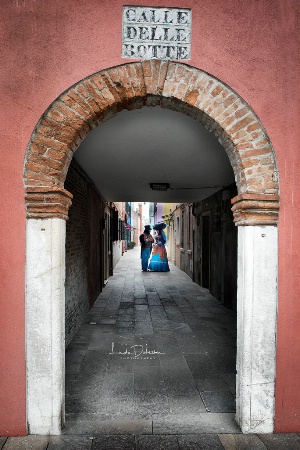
[141,248,149,271]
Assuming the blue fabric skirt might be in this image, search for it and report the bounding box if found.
[148,245,170,272]
[141,247,151,271]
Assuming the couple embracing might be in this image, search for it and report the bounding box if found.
[139,223,170,272]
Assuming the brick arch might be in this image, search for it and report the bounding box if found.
[25,60,279,224]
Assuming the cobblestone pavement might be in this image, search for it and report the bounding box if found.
[2,248,300,448]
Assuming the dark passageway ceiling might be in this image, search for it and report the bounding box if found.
[74,107,235,203]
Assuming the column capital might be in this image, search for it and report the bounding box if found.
[26,187,73,220]
[231,193,279,226]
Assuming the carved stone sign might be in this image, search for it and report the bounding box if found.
[122,6,192,60]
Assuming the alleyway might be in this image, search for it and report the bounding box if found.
[64,246,238,435]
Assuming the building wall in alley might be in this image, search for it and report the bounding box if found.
[65,161,125,346]
[112,202,126,268]
[173,204,194,280]
[170,187,237,310]
[154,203,177,263]
[65,162,89,346]
[193,185,238,310]
[132,207,142,246]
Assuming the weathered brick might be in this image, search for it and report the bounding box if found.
[143,59,168,95]
[230,129,252,143]
[241,159,260,169]
[44,194,72,206]
[246,122,261,132]
[25,170,54,183]
[38,120,80,148]
[254,137,269,148]
[83,79,111,113]
[223,93,238,108]
[245,164,274,177]
[141,59,152,77]
[61,95,91,121]
[47,107,67,123]
[235,106,249,119]
[67,88,93,113]
[227,114,256,134]
[117,65,135,100]
[100,71,123,110]
[211,85,223,98]
[195,78,215,109]
[106,68,128,105]
[184,90,199,106]
[46,147,72,161]
[27,203,69,214]
[29,142,47,155]
[161,79,174,97]
[236,142,254,151]
[28,153,65,171]
[31,133,68,152]
[215,102,239,125]
[175,82,190,100]
[239,148,270,159]
[25,193,45,202]
[125,63,147,100]
[221,115,236,129]
[170,65,193,99]
[25,161,62,178]
[54,101,84,122]
[209,103,226,120]
[76,83,92,100]
[37,124,55,139]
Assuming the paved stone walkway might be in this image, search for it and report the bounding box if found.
[2,248,300,448]
[65,246,238,435]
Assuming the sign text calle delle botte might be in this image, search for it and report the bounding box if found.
[122,6,192,60]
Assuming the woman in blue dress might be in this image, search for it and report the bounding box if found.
[148,223,170,272]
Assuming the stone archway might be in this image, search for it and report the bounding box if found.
[24,60,279,434]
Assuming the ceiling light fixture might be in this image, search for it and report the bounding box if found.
[150,183,223,191]
[149,183,170,191]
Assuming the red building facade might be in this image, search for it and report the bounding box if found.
[0,0,299,435]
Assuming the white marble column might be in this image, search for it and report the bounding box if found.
[26,218,66,435]
[236,225,278,433]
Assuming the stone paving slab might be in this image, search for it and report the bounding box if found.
[258,433,300,449]
[48,435,94,449]
[177,434,224,449]
[219,434,268,449]
[92,435,135,449]
[200,390,236,413]
[152,413,241,434]
[64,418,153,435]
[1,435,49,450]
[136,434,179,449]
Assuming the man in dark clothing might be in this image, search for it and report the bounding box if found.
[139,225,154,271]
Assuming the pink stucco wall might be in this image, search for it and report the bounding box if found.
[0,0,299,434]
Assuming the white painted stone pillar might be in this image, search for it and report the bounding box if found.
[236,225,278,433]
[26,218,66,435]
